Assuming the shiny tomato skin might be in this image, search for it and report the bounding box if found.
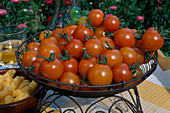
[32,57,44,76]
[62,25,77,37]
[52,28,63,40]
[64,39,84,58]
[120,47,138,65]
[73,25,94,43]
[88,9,104,27]
[98,36,115,51]
[94,26,105,38]
[62,57,78,74]
[40,36,58,46]
[104,15,120,32]
[112,63,132,83]
[88,64,113,86]
[146,27,156,32]
[85,38,104,58]
[141,30,164,51]
[78,57,98,79]
[22,50,38,67]
[27,42,40,51]
[39,58,64,81]
[133,47,145,64]
[101,49,123,68]
[114,28,135,48]
[38,43,61,59]
[59,72,80,90]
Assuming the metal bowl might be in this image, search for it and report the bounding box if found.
[16,32,158,98]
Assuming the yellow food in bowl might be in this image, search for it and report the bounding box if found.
[0,69,38,104]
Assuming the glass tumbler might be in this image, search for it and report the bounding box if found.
[0,25,26,67]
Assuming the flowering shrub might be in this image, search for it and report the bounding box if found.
[0,0,55,35]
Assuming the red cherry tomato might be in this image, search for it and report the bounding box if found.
[101,49,123,68]
[40,36,58,46]
[78,57,98,79]
[94,26,105,38]
[32,57,44,76]
[72,24,94,43]
[98,36,115,51]
[62,57,78,74]
[88,63,113,86]
[27,42,40,51]
[133,47,145,64]
[39,30,52,40]
[104,15,120,32]
[22,50,38,67]
[120,47,138,65]
[59,72,80,90]
[62,25,77,37]
[58,36,73,53]
[64,39,84,58]
[114,28,135,48]
[39,58,64,81]
[52,28,63,40]
[85,38,104,58]
[88,9,104,27]
[38,43,61,59]
[141,30,164,51]
[146,27,156,32]
[112,63,132,83]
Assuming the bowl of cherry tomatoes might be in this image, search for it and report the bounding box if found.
[16,8,162,98]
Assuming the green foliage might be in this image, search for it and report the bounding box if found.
[0,0,55,36]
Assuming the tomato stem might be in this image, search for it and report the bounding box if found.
[144,51,153,61]
[44,30,51,38]
[97,54,108,65]
[82,48,93,59]
[104,41,116,50]
[84,34,95,41]
[38,52,56,62]
[25,64,35,72]
[58,49,72,61]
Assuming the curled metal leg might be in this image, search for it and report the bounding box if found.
[35,87,144,113]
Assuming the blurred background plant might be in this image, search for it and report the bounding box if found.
[0,0,169,56]
[0,0,55,36]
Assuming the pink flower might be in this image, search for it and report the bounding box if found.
[157,7,162,10]
[105,14,113,18]
[137,16,144,21]
[23,0,30,2]
[46,0,53,4]
[38,9,42,12]
[17,24,27,29]
[41,4,44,6]
[11,0,21,3]
[110,6,118,10]
[0,9,7,15]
